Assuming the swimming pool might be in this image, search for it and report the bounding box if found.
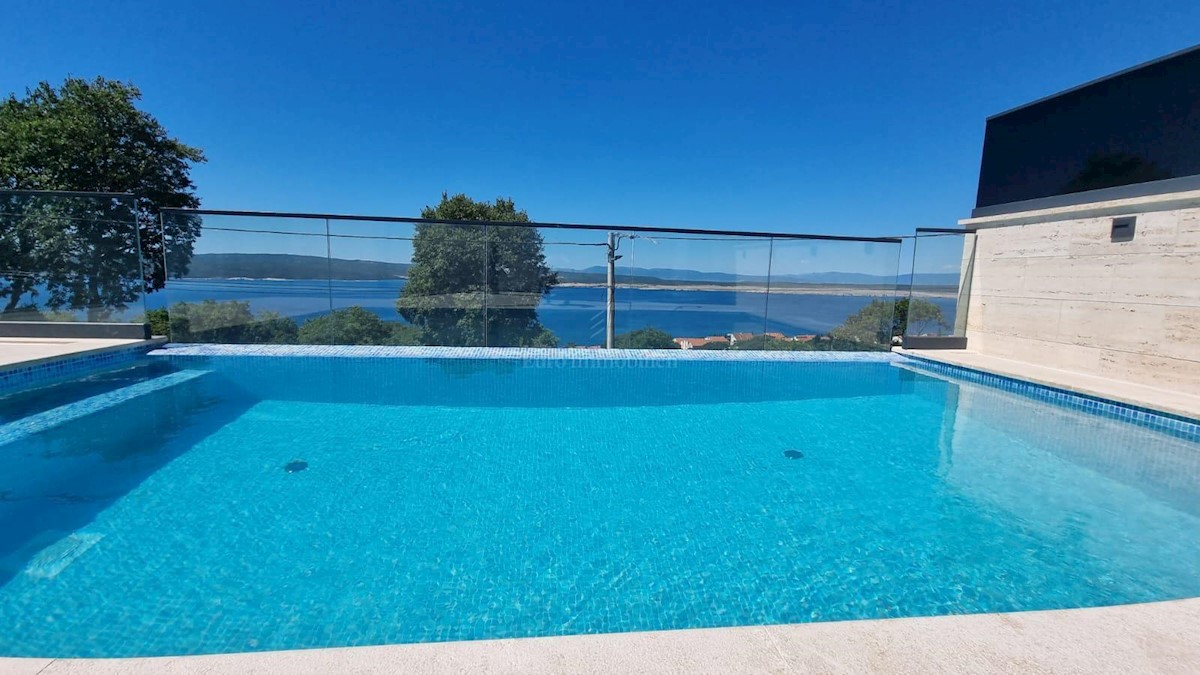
[0,348,1198,657]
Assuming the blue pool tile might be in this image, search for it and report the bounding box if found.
[149,343,900,362]
[0,342,161,397]
[899,353,1200,442]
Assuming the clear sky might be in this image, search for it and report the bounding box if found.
[3,0,1198,274]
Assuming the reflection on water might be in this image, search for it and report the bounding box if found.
[0,376,248,585]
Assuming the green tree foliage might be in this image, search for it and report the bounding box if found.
[298,306,421,345]
[889,298,912,337]
[397,193,558,347]
[828,299,895,346]
[144,308,171,336]
[160,301,424,346]
[168,300,298,344]
[613,327,678,349]
[896,297,949,336]
[829,298,947,347]
[384,324,423,346]
[299,307,390,345]
[0,77,206,317]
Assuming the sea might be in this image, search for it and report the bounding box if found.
[153,279,956,346]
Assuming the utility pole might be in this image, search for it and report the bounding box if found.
[606,231,619,348]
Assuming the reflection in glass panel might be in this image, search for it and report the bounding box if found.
[487,226,611,348]
[151,209,909,350]
[611,234,772,349]
[0,191,143,323]
[764,239,901,351]
[392,221,487,347]
[323,219,420,346]
[905,232,975,339]
[159,214,328,343]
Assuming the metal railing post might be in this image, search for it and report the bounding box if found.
[606,231,617,349]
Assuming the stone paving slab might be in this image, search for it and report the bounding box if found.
[0,338,149,369]
[898,348,1200,419]
[4,598,1198,674]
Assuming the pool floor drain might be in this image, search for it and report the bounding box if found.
[783,450,804,459]
[284,460,308,473]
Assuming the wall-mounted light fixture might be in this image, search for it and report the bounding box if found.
[1111,216,1137,242]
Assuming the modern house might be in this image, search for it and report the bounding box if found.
[907,44,1200,405]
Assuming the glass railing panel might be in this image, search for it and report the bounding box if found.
[484,226,613,348]
[764,238,902,351]
[905,230,976,343]
[1,191,143,323]
[159,213,329,343]
[325,219,486,347]
[613,233,773,349]
[401,221,488,347]
[153,207,908,350]
[321,219,417,345]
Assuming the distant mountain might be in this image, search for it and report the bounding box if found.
[562,265,958,287]
[571,266,754,284]
[184,253,409,280]
[183,253,959,288]
[896,273,961,287]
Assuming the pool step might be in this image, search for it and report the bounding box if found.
[0,369,210,447]
[22,532,104,579]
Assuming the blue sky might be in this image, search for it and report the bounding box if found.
[3,0,1198,274]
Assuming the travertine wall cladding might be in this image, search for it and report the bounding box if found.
[965,207,1200,392]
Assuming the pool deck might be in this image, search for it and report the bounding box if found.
[2,598,1198,674]
[897,348,1200,420]
[0,338,161,370]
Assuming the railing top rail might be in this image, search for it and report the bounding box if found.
[914,227,978,234]
[159,207,904,244]
[0,188,135,197]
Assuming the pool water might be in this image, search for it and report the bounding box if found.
[0,354,1198,657]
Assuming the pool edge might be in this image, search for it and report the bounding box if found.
[0,338,167,397]
[897,352,1200,441]
[148,343,899,361]
[7,597,1199,674]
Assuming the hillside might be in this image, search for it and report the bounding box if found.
[182,253,958,290]
[184,253,410,280]
[562,265,959,287]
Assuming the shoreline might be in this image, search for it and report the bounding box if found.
[182,278,958,299]
[557,281,956,298]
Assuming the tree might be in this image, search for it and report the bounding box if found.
[397,193,558,347]
[613,327,678,349]
[299,307,392,345]
[168,300,298,344]
[298,306,422,345]
[144,308,171,336]
[897,297,949,336]
[830,298,947,348]
[0,77,205,317]
[384,323,423,346]
[829,299,900,347]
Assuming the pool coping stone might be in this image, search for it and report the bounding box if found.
[3,597,1198,674]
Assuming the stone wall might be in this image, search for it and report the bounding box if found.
[961,196,1200,392]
